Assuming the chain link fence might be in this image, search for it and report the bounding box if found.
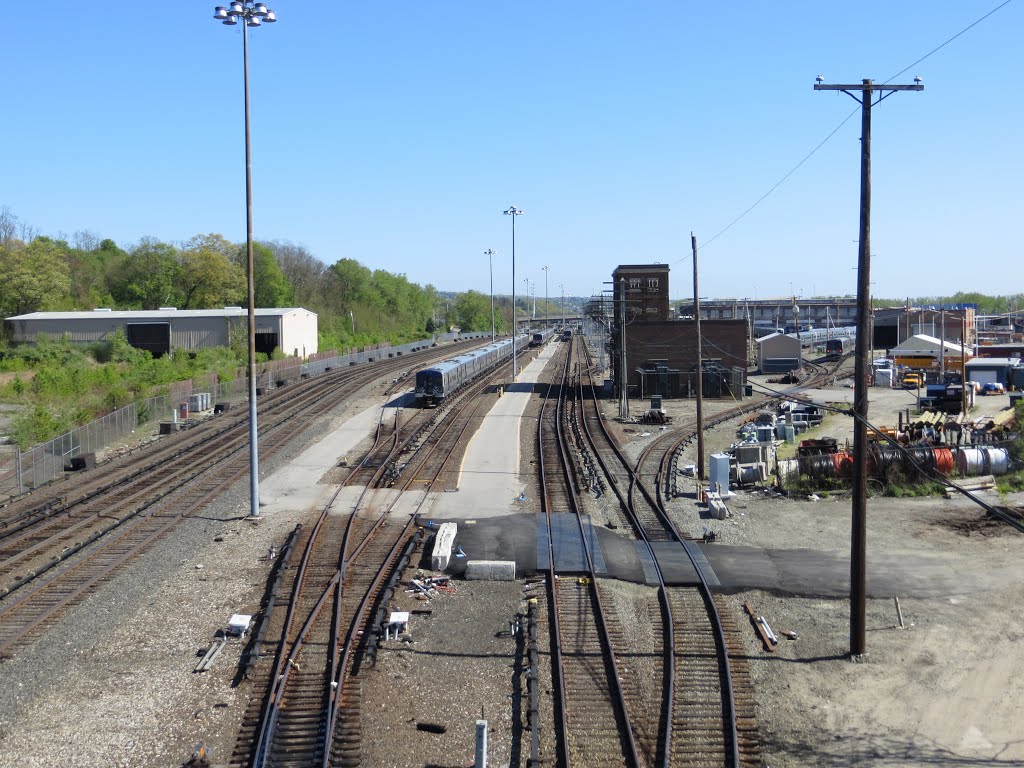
[2,332,490,497]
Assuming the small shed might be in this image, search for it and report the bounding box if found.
[758,332,802,373]
[965,358,1024,388]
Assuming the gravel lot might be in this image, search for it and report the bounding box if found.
[1,350,1022,767]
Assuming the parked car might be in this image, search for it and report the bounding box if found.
[981,382,1006,395]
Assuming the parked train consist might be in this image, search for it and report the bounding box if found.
[414,335,530,407]
[530,328,554,348]
[824,337,853,357]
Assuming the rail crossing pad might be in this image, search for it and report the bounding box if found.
[634,542,661,586]
[648,541,720,586]
[537,513,608,574]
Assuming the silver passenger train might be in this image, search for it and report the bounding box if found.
[414,335,530,407]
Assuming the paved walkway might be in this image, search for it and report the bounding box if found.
[258,401,383,516]
[423,342,559,521]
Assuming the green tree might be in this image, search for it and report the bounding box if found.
[247,243,293,307]
[178,246,245,309]
[109,238,181,309]
[453,290,492,331]
[0,237,73,316]
[263,240,325,308]
[329,258,372,313]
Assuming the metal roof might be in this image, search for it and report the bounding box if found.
[8,307,315,321]
[966,357,1024,367]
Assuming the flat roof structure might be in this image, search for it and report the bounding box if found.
[6,307,318,358]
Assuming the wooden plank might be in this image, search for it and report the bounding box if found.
[743,601,775,653]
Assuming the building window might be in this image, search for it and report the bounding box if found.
[647,278,659,289]
[629,278,641,289]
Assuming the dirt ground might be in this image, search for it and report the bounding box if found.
[618,365,1024,767]
[1,349,1022,767]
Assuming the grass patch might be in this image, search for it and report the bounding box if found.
[0,332,242,449]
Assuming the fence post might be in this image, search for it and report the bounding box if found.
[474,720,487,768]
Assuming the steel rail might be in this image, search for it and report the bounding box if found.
[541,339,643,768]
[574,339,744,767]
[248,348,525,767]
[535,342,573,768]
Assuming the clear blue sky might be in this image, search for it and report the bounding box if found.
[2,2,1020,304]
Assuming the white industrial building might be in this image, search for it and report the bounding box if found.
[5,307,318,358]
[757,332,802,373]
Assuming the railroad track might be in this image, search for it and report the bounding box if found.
[0,340,488,658]
[231,343,539,767]
[536,340,643,767]
[566,337,761,767]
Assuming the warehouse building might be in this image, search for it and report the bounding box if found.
[5,307,319,358]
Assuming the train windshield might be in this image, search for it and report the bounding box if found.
[415,369,443,393]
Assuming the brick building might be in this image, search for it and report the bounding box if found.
[612,264,671,322]
[607,261,748,399]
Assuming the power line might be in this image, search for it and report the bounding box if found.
[677,0,1016,261]
[885,0,1016,83]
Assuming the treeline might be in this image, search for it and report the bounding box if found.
[0,206,545,354]
[875,292,1024,315]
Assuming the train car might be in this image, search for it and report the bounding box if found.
[414,334,530,407]
[824,337,852,357]
[561,329,572,342]
[529,328,554,348]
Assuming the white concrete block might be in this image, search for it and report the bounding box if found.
[430,522,458,571]
[464,560,516,581]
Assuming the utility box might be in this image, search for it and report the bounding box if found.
[709,453,733,497]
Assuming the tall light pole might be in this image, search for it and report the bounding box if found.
[484,249,496,342]
[212,2,277,519]
[560,283,565,326]
[504,206,523,379]
[523,278,530,326]
[815,74,922,657]
[542,266,549,328]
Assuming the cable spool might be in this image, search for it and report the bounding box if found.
[832,450,854,478]
[799,454,836,479]
[956,447,986,476]
[933,447,954,475]
[902,446,937,477]
[872,446,904,477]
[984,447,1009,476]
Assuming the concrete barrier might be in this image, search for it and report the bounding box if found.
[430,523,458,571]
[465,560,516,581]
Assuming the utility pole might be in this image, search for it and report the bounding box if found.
[815,75,923,658]
[940,308,946,380]
[961,314,968,415]
[485,249,496,342]
[618,278,629,419]
[542,266,549,329]
[504,206,523,379]
[692,233,705,480]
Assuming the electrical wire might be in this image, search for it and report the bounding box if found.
[747,375,1024,532]
[676,0,1016,262]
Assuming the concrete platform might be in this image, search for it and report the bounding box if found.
[258,400,384,516]
[421,342,559,521]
